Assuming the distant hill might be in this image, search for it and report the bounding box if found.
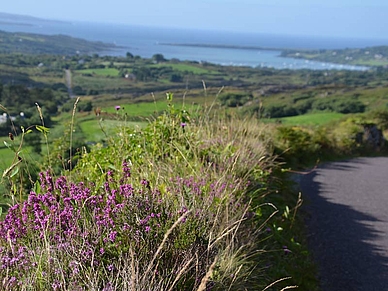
[0,29,118,55]
[0,12,120,55]
[281,46,388,67]
[0,12,69,25]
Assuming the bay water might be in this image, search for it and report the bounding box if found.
[0,19,384,70]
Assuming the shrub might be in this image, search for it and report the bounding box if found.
[0,94,318,290]
[274,126,321,166]
[218,93,252,108]
[263,104,298,118]
[0,163,252,290]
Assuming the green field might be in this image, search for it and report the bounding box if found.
[278,112,345,125]
[72,74,129,91]
[150,63,219,75]
[102,101,182,116]
[0,147,14,172]
[76,68,121,77]
[78,117,146,142]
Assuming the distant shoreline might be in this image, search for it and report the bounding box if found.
[159,42,286,52]
[0,21,34,27]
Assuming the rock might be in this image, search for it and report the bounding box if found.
[360,123,385,151]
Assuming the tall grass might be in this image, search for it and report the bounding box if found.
[0,94,316,290]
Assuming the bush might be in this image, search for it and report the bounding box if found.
[263,104,298,118]
[311,98,365,114]
[218,93,252,108]
[0,94,318,290]
[0,164,252,290]
[274,126,321,166]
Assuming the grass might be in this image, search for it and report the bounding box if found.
[78,116,146,142]
[278,112,345,125]
[10,90,386,291]
[150,63,219,75]
[0,147,13,172]
[75,68,121,77]
[4,91,384,290]
[0,98,319,290]
[72,74,129,91]
[101,100,200,117]
[103,101,168,116]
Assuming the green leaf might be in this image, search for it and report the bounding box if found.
[33,181,42,194]
[10,166,19,178]
[166,92,173,101]
[3,141,15,152]
[36,125,50,134]
[2,159,21,178]
[255,208,263,218]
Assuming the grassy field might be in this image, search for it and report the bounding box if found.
[72,74,130,91]
[0,147,13,172]
[278,112,345,125]
[101,100,193,116]
[150,63,219,75]
[75,68,121,77]
[78,117,146,142]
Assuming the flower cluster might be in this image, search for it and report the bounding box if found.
[0,160,250,289]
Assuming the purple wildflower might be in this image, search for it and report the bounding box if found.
[282,246,292,255]
[115,105,121,111]
[122,161,131,178]
[108,231,117,242]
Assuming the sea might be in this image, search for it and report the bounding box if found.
[0,19,387,71]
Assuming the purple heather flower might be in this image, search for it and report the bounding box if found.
[122,161,131,178]
[181,122,186,128]
[108,231,117,242]
[282,246,292,255]
[103,283,114,291]
[115,106,121,111]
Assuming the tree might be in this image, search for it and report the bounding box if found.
[152,54,166,63]
[78,101,93,112]
[42,101,58,115]
[132,67,152,82]
[126,52,134,59]
[170,74,183,82]
[73,86,86,96]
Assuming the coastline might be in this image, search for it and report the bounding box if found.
[159,42,285,52]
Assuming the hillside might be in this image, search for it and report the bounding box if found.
[1,31,388,290]
[0,29,118,55]
[281,46,388,67]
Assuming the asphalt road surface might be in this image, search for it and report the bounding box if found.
[299,157,388,291]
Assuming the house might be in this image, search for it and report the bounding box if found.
[125,73,136,81]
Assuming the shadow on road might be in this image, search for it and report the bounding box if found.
[300,160,388,291]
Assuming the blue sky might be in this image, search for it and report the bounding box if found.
[1,0,388,39]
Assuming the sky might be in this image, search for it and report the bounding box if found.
[1,0,388,39]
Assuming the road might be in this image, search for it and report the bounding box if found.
[299,157,388,291]
[65,69,75,98]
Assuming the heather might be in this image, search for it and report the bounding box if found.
[0,95,316,290]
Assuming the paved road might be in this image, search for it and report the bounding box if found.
[299,157,388,291]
